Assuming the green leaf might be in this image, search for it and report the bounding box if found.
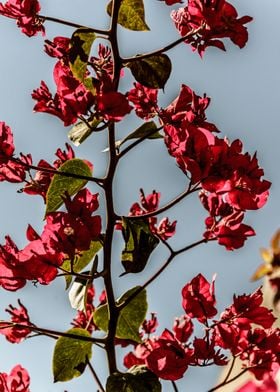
[53,328,93,382]
[68,119,101,146]
[121,217,159,274]
[107,0,150,31]
[69,29,96,85]
[45,158,92,215]
[94,286,147,343]
[106,366,161,392]
[62,239,103,289]
[102,122,162,153]
[126,54,172,89]
[120,121,163,145]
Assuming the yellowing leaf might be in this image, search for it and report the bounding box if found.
[52,328,93,382]
[69,29,96,88]
[260,247,273,263]
[107,0,150,31]
[251,263,273,281]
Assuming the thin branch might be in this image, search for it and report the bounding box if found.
[175,238,207,256]
[78,116,109,134]
[118,126,163,159]
[208,368,248,392]
[10,157,104,187]
[124,183,201,220]
[101,0,123,375]
[156,234,174,254]
[38,15,109,36]
[118,238,206,310]
[223,356,236,384]
[1,323,105,344]
[171,381,179,392]
[121,25,204,63]
[86,357,105,392]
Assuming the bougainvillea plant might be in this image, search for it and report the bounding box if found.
[0,0,278,391]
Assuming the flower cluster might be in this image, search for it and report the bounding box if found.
[23,142,76,201]
[0,121,78,190]
[0,300,31,343]
[0,365,30,392]
[33,40,132,126]
[0,188,101,291]
[128,83,159,120]
[0,0,274,390]
[0,122,102,290]
[237,375,279,392]
[0,122,28,183]
[127,189,177,240]
[162,85,270,249]
[123,274,279,383]
[0,0,44,36]
[127,82,270,250]
[170,0,253,56]
[32,62,95,126]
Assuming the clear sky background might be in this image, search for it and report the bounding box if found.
[0,0,279,391]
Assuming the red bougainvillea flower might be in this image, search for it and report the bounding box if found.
[203,210,255,250]
[142,313,159,335]
[95,91,132,122]
[201,138,271,210]
[171,0,253,56]
[0,365,30,392]
[192,336,228,366]
[162,85,270,219]
[44,36,71,60]
[19,235,65,285]
[0,158,27,183]
[0,224,65,290]
[23,143,76,201]
[214,289,276,352]
[43,188,101,258]
[0,122,14,159]
[181,273,217,323]
[236,329,280,381]
[128,82,159,120]
[237,377,278,392]
[1,193,101,287]
[32,80,68,123]
[161,84,219,134]
[145,329,193,380]
[0,122,27,183]
[128,189,177,240]
[0,300,31,343]
[90,44,114,81]
[172,315,193,343]
[224,288,276,329]
[0,236,27,291]
[0,0,44,37]
[123,343,150,369]
[32,62,95,126]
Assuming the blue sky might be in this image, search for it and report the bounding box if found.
[0,0,279,391]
